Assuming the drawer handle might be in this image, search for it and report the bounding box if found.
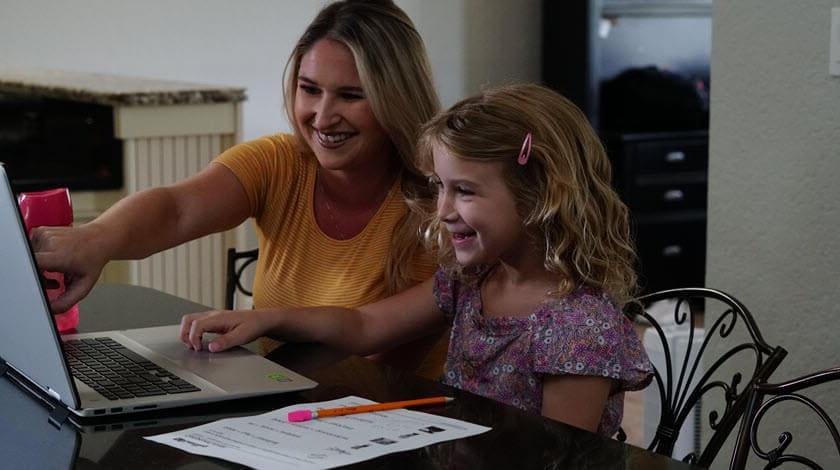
[663,189,685,202]
[665,151,686,163]
[662,245,683,257]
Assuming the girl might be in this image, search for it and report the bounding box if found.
[180,83,653,436]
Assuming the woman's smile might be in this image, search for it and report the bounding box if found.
[313,129,358,149]
[295,39,392,171]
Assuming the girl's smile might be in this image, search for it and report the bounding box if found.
[450,230,477,247]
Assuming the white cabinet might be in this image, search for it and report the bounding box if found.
[0,68,246,308]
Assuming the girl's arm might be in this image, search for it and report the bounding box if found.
[180,277,444,355]
[541,375,613,433]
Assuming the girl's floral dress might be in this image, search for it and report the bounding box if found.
[435,267,653,436]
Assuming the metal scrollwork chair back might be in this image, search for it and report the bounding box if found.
[620,287,787,467]
[729,366,840,470]
[225,248,259,310]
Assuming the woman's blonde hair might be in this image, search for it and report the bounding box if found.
[283,0,440,295]
[416,83,638,305]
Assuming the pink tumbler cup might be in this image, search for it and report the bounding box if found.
[17,188,80,332]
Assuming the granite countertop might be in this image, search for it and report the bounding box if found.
[0,68,246,106]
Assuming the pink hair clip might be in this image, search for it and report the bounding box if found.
[517,132,532,165]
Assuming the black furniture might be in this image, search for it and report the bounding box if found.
[0,91,123,193]
[224,247,258,310]
[730,367,840,470]
[621,287,787,467]
[0,283,703,469]
[543,1,712,294]
[605,131,708,293]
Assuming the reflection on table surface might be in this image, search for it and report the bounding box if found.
[0,283,698,469]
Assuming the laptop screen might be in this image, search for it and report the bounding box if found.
[0,164,79,409]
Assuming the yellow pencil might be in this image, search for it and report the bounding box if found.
[287,396,454,422]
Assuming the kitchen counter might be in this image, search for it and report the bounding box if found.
[0,67,245,308]
[0,67,246,106]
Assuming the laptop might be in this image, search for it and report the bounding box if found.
[1,371,284,470]
[0,164,317,419]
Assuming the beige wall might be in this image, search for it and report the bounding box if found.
[708,0,840,467]
[0,0,541,251]
[0,0,541,141]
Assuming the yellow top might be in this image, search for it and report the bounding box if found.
[214,134,445,377]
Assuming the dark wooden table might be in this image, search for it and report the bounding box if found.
[0,284,700,469]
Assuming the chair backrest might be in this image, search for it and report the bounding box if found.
[622,287,787,467]
[729,367,840,470]
[224,248,259,310]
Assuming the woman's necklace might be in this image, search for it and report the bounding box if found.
[316,169,391,240]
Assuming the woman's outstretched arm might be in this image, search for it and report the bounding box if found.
[32,163,250,313]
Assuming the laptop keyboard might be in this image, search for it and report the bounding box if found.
[62,337,201,401]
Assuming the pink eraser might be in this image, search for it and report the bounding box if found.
[288,409,314,422]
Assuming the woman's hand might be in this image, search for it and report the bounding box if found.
[31,223,110,313]
[180,309,277,352]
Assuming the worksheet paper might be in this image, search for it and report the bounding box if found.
[146,396,491,469]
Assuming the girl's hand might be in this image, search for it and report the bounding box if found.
[31,224,110,313]
[179,309,275,352]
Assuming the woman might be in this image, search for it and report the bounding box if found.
[32,0,446,378]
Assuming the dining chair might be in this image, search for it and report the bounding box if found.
[729,366,840,470]
[224,247,259,310]
[619,287,787,467]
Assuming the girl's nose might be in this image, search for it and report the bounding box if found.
[437,193,457,222]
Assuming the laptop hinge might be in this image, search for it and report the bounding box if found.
[0,361,71,429]
[48,404,71,429]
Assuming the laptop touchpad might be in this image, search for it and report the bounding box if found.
[120,325,253,361]
[117,325,276,391]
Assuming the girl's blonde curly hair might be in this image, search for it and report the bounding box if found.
[414,83,638,306]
